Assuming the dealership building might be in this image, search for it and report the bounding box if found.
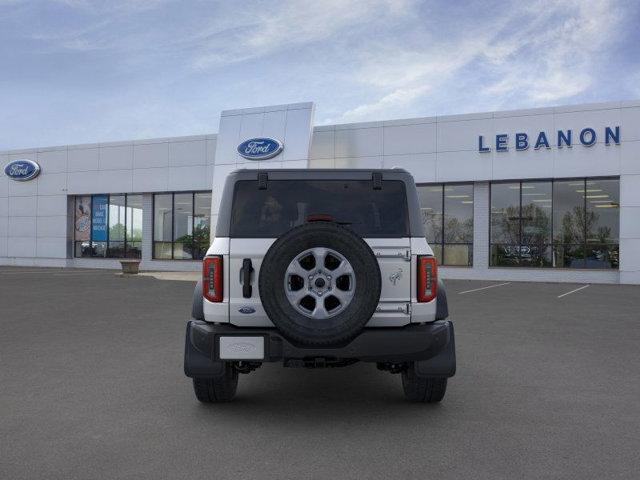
[1,100,639,284]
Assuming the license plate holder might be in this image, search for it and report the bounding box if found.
[218,336,265,360]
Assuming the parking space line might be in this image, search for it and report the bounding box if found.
[557,284,590,298]
[458,282,511,295]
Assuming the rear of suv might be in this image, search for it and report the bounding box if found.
[185,169,455,403]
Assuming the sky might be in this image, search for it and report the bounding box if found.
[1,0,639,150]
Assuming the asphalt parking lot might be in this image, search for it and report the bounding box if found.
[1,268,639,480]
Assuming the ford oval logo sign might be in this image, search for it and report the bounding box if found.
[237,137,283,160]
[4,159,41,182]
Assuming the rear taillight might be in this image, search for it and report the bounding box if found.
[417,255,437,303]
[203,255,223,302]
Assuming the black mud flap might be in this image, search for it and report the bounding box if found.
[414,321,456,378]
[436,279,449,320]
[191,280,204,320]
[184,321,224,378]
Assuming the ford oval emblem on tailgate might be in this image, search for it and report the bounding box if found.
[239,306,256,314]
[237,137,283,160]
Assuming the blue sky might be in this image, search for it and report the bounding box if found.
[1,0,639,150]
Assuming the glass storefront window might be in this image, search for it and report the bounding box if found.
[553,180,585,245]
[108,195,126,258]
[126,195,143,258]
[586,179,619,242]
[491,178,619,269]
[91,194,108,257]
[152,191,212,260]
[585,178,619,269]
[490,182,520,267]
[173,193,194,260]
[153,194,172,259]
[73,193,143,259]
[194,192,212,260]
[520,181,552,267]
[74,196,92,257]
[553,180,586,268]
[417,183,473,266]
[490,182,520,243]
[417,185,443,263]
[443,184,474,266]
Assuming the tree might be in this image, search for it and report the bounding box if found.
[109,223,125,241]
[175,224,211,256]
[557,205,606,244]
[492,204,551,266]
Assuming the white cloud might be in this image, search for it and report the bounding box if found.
[52,0,172,13]
[629,70,640,98]
[339,85,429,121]
[190,0,413,69]
[337,35,494,121]
[481,0,621,105]
[0,0,634,149]
[334,0,625,122]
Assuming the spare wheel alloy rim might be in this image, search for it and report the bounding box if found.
[283,247,356,319]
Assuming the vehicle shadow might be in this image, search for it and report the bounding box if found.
[187,363,453,428]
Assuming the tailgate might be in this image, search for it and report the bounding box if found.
[365,237,412,327]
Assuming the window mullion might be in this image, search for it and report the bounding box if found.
[124,194,128,258]
[192,192,196,260]
[583,178,587,268]
[488,183,491,266]
[518,181,522,266]
[441,184,445,265]
[89,196,93,257]
[171,193,175,260]
[551,180,555,268]
[106,195,110,258]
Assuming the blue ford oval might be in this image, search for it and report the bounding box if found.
[4,159,41,181]
[237,137,283,160]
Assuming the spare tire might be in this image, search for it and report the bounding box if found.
[259,222,381,347]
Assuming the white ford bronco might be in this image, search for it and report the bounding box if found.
[184,169,455,403]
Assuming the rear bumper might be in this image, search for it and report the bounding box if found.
[184,320,456,377]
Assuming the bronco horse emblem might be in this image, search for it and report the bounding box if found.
[389,268,403,286]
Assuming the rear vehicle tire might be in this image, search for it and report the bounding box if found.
[259,221,381,347]
[192,363,238,403]
[401,366,447,403]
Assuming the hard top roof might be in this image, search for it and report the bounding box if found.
[226,168,415,182]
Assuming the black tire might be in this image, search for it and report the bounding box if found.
[402,366,447,403]
[259,222,381,347]
[192,363,238,403]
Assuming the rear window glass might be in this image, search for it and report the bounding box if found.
[230,180,409,238]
